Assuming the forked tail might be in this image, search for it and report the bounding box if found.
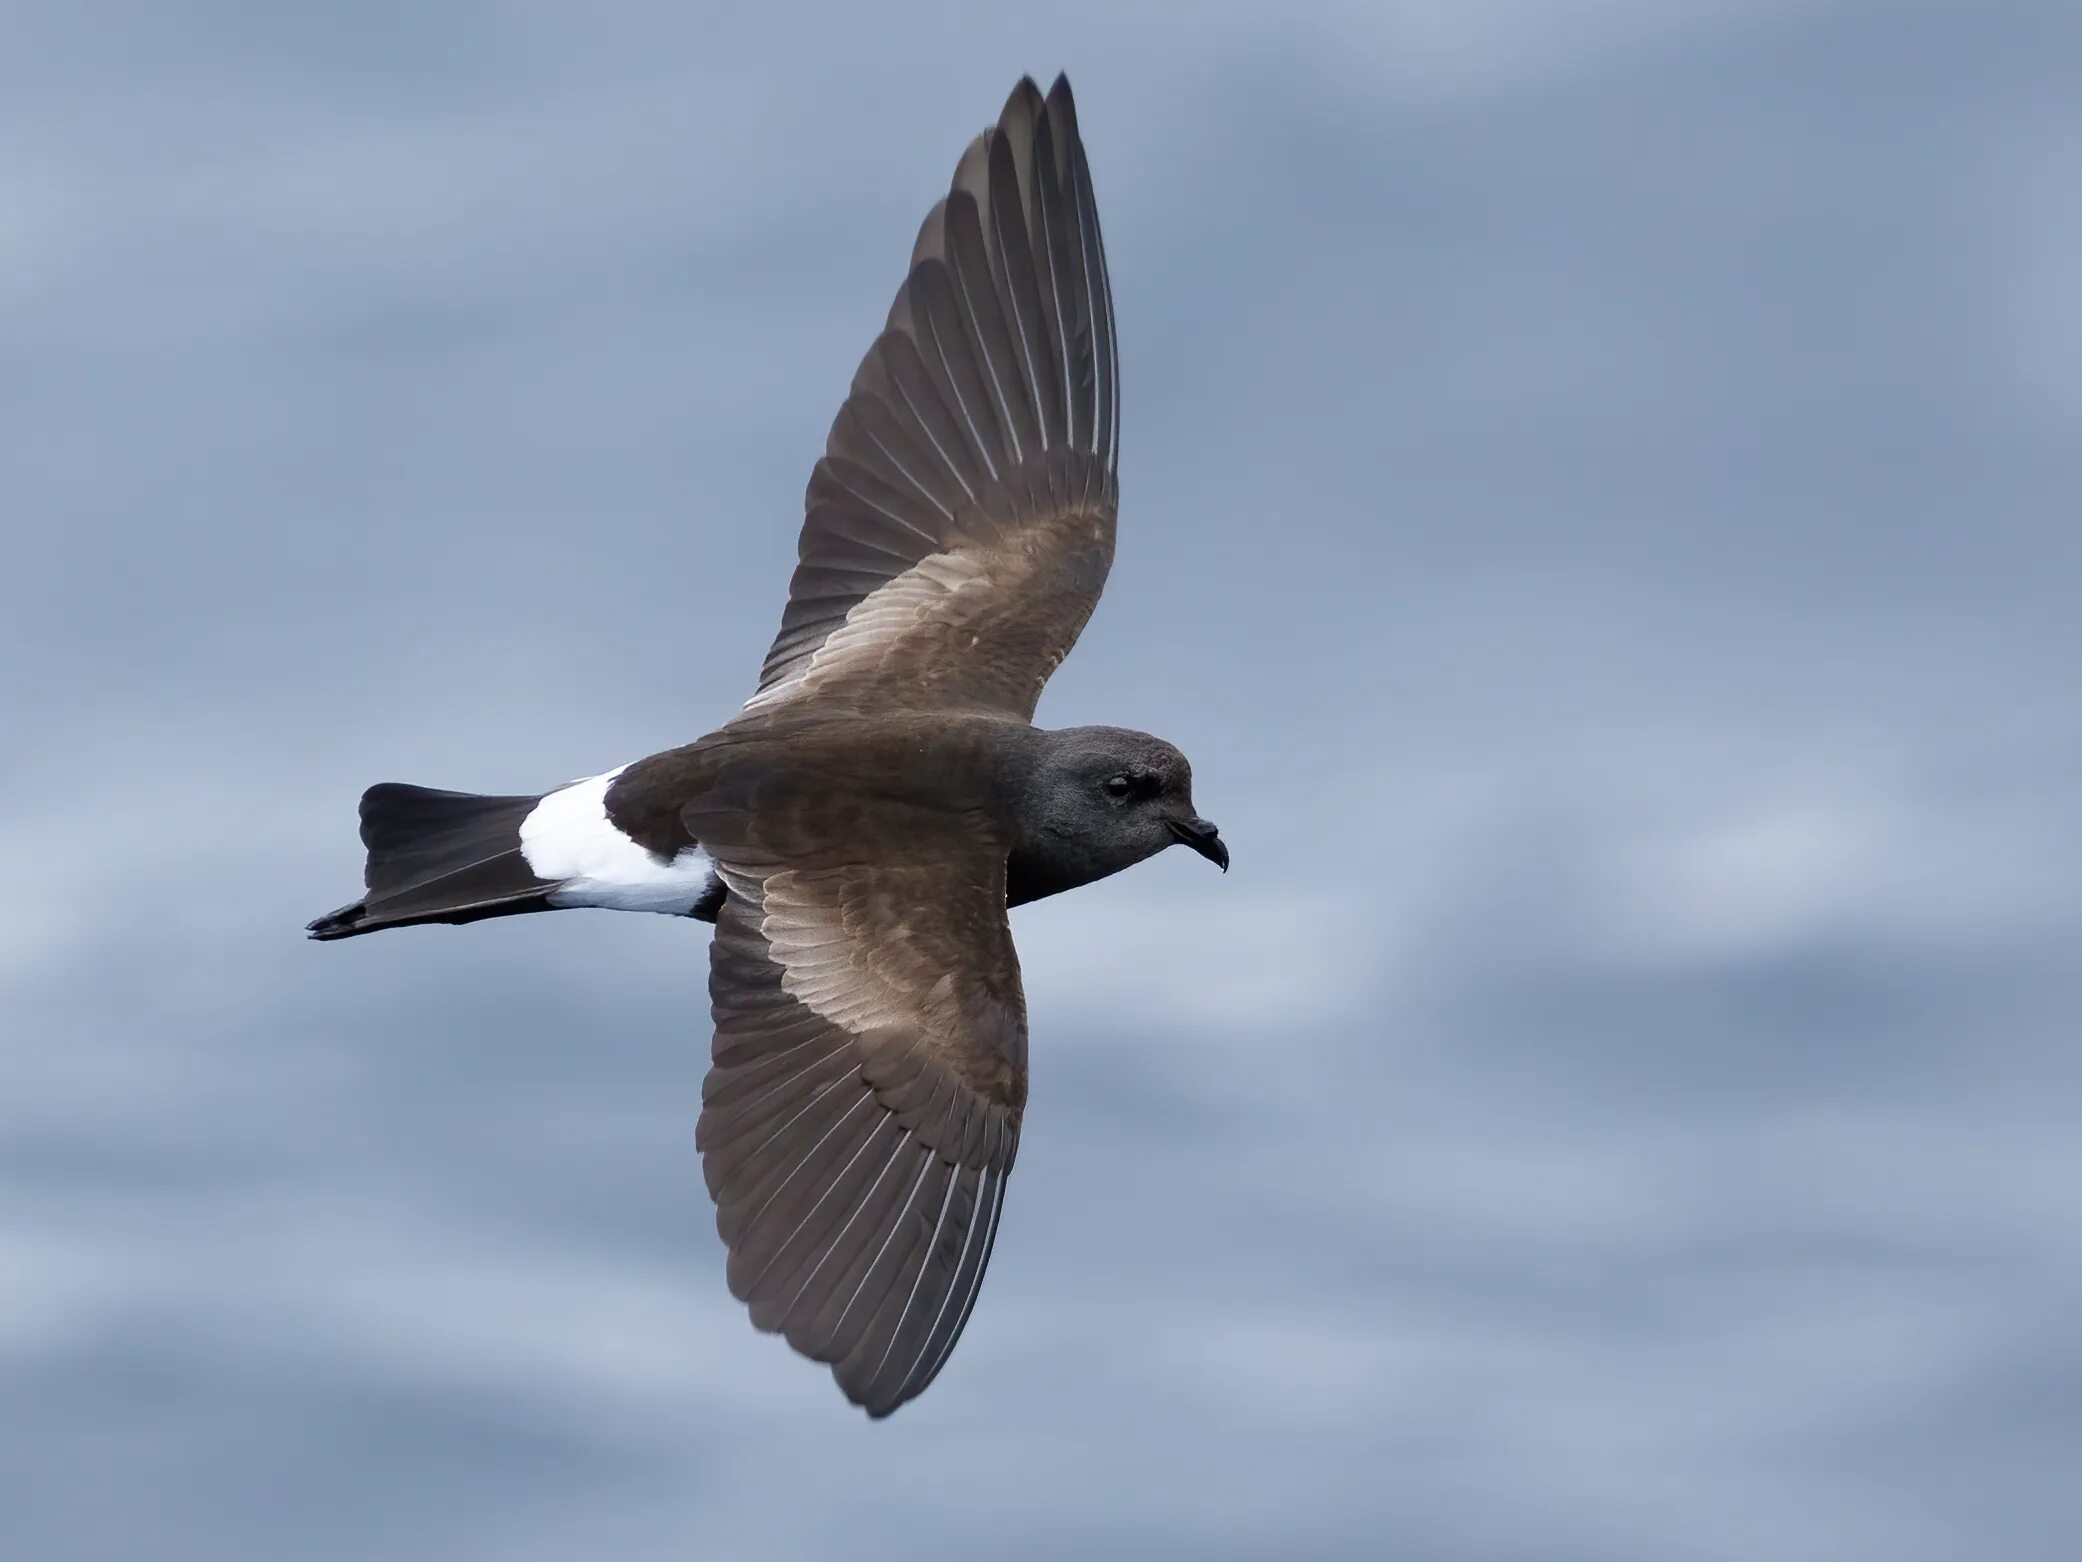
[306,784,553,941]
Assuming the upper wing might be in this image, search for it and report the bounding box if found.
[746,74,1119,721]
[693,806,1026,1417]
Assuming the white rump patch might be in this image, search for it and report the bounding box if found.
[518,766,714,915]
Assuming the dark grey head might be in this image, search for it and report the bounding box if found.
[1008,725,1226,903]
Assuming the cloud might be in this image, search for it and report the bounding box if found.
[7,2,2080,1559]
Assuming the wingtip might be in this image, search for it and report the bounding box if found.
[854,1375,908,1420]
[1043,74,1083,157]
[1003,73,1076,119]
[1002,74,1045,125]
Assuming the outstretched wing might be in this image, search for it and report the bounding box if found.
[693,803,1026,1417]
[746,74,1119,722]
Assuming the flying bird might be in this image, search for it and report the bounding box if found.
[308,74,1226,1417]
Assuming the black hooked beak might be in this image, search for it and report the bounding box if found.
[1167,815,1229,872]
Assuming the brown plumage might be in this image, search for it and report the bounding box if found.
[751,75,1118,721]
[308,74,1226,1419]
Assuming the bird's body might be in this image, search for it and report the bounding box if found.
[309,75,1224,1417]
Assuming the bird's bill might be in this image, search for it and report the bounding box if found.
[1167,815,1229,872]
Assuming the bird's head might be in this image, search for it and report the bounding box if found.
[1023,725,1227,881]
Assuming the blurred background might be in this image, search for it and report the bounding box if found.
[5,2,2079,1558]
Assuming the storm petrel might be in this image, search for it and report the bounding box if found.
[310,75,1226,1417]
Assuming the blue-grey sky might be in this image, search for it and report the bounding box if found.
[5,3,2080,1558]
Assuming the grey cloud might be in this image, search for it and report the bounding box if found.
[4,1,2079,1559]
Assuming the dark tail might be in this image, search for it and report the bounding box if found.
[307,784,554,941]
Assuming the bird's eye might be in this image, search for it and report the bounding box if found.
[1103,774,1134,798]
